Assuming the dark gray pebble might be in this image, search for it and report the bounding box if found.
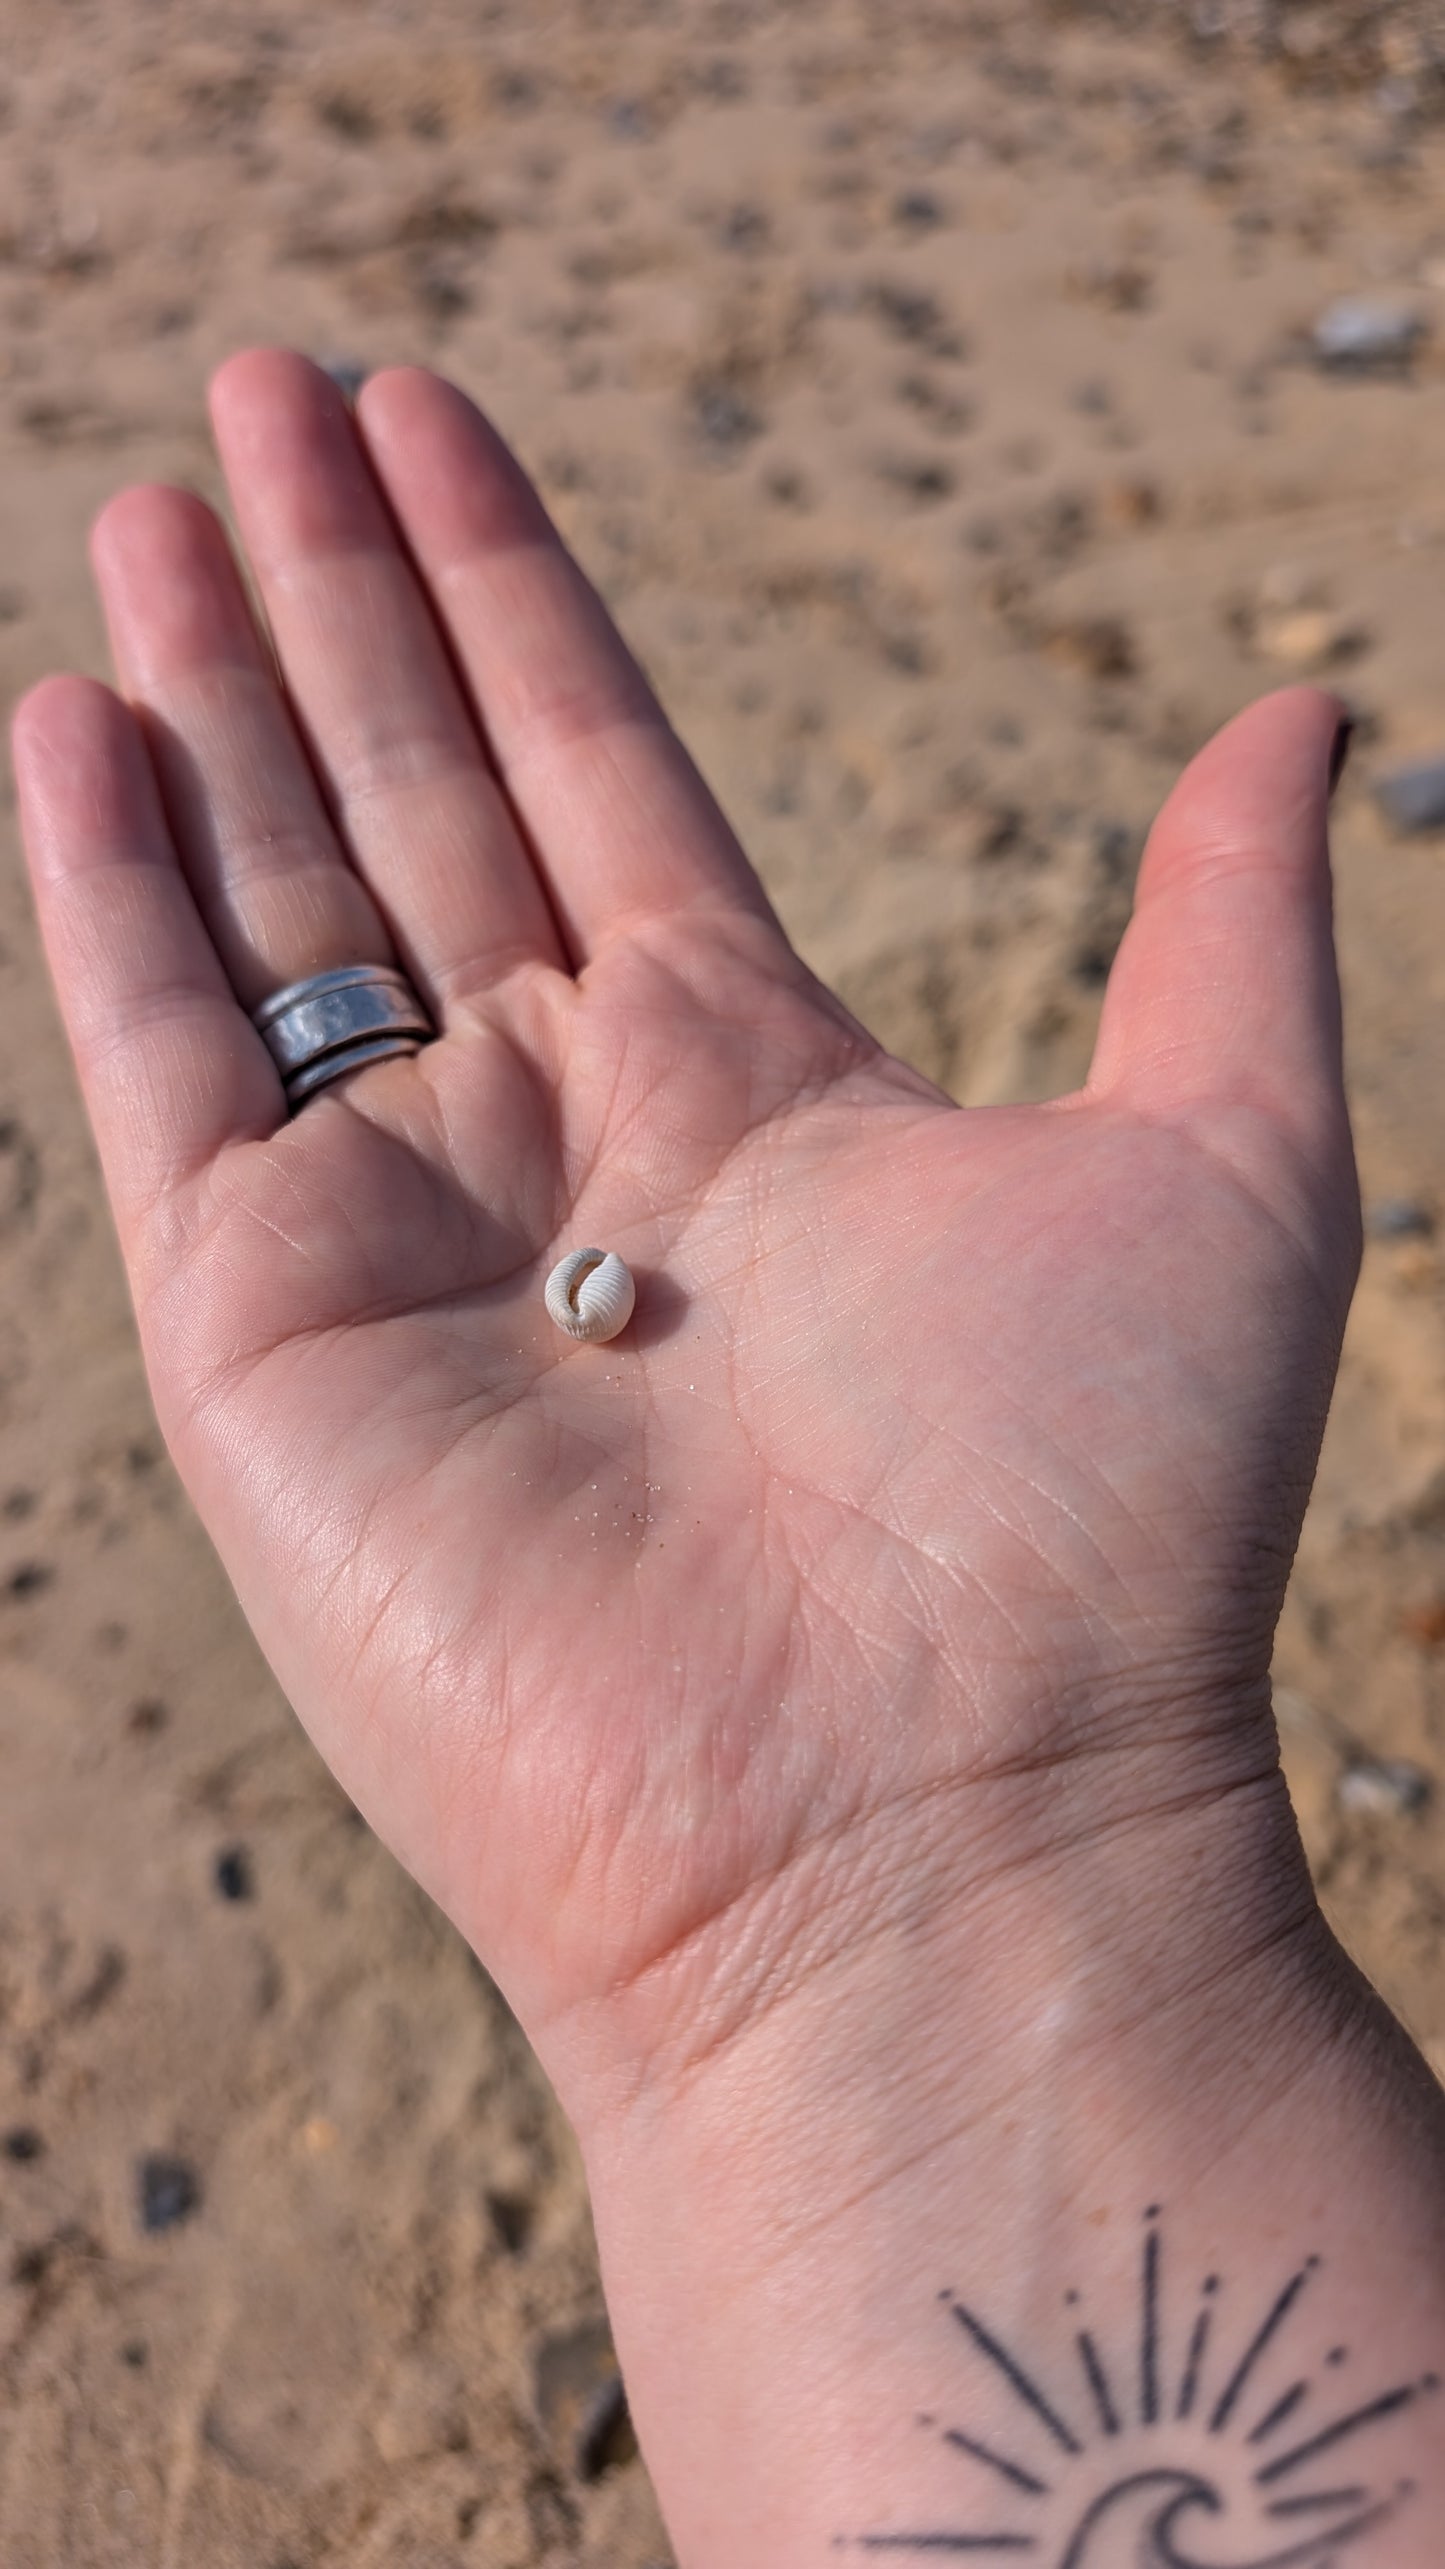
[138,2153,201,2234]
[318,358,368,405]
[607,97,651,141]
[1370,755,1445,832]
[2,2128,43,2163]
[486,2189,532,2254]
[213,1845,254,1902]
[534,2316,636,2481]
[893,189,942,228]
[4,1563,53,1601]
[575,2372,635,2482]
[1368,1198,1435,1241]
[693,383,763,452]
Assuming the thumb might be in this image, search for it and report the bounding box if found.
[1088,685,1354,1181]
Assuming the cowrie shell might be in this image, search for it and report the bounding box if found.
[544,1248,636,1344]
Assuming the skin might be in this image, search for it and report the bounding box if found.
[11,352,1445,2565]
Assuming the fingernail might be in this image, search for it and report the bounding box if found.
[1328,714,1355,800]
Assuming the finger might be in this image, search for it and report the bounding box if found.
[92,483,394,1012]
[354,365,782,960]
[1087,685,1353,1176]
[208,348,565,1000]
[12,676,276,1244]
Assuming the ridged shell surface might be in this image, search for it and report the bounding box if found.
[544,1248,636,1344]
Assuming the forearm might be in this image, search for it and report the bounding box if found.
[570,1777,1445,2567]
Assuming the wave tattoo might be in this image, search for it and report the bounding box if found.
[841,2208,1437,2566]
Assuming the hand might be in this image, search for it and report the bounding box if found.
[24,355,1445,2569]
[12,352,1356,2098]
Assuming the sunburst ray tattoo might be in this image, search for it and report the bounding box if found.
[841,2209,1437,2566]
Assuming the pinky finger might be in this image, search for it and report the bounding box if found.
[12,675,278,1264]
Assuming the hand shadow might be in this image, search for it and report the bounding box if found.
[625,1264,692,1352]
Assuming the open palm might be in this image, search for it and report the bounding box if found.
[13,354,1356,2112]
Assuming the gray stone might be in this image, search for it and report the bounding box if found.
[317,357,368,404]
[533,2316,636,2482]
[1336,1757,1432,1818]
[137,2152,201,2234]
[1368,1198,1435,1241]
[1371,756,1445,832]
[1313,297,1426,371]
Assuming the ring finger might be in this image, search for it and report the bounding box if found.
[91,481,395,1015]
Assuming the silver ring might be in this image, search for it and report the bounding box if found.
[253,964,435,1109]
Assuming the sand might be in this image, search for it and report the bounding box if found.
[0,3,1443,2561]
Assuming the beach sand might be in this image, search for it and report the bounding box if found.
[0,3,1443,2559]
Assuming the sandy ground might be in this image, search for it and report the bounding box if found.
[2,3,1445,2561]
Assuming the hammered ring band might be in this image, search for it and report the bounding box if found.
[253,964,436,1110]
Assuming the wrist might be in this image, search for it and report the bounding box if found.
[545,1685,1322,2131]
[559,1771,1445,2567]
[579,1761,1336,2228]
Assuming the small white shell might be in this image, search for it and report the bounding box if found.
[544,1248,636,1344]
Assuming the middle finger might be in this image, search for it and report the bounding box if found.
[209,348,566,1000]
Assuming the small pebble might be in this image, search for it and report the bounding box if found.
[1042,613,1137,680]
[1336,1757,1432,1818]
[1313,296,1426,371]
[893,189,942,228]
[487,2190,533,2255]
[2,2128,43,2163]
[533,2317,635,2481]
[1370,755,1445,832]
[213,1845,254,1903]
[719,202,769,252]
[1368,1197,1435,1241]
[1101,474,1162,527]
[575,2373,635,2482]
[138,2153,201,2235]
[1071,256,1152,311]
[607,96,651,140]
[5,1563,52,1600]
[1254,607,1365,670]
[692,383,763,452]
[318,358,368,404]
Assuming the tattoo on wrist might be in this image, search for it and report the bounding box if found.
[840,2207,1438,2565]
